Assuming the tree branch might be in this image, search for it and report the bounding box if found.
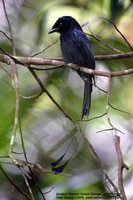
[0,53,133,78]
[102,18,133,52]
[1,51,133,63]
[2,0,16,55]
[7,56,20,165]
[0,164,31,200]
[115,135,129,200]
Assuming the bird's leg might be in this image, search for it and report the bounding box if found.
[93,76,96,85]
[75,64,81,72]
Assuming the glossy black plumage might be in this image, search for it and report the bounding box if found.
[49,16,95,118]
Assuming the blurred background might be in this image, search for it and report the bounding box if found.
[0,0,133,199]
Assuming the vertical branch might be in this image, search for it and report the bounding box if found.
[105,76,124,134]
[106,75,116,131]
[2,3,37,196]
[115,135,129,200]
[106,76,111,113]
[88,142,120,195]
[2,0,19,164]
[8,57,19,164]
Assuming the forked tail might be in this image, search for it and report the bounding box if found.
[82,77,92,119]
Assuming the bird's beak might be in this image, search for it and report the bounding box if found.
[48,27,59,34]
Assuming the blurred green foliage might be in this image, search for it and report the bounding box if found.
[0,0,133,199]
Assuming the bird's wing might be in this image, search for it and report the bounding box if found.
[71,29,95,69]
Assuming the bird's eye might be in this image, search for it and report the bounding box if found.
[60,22,63,27]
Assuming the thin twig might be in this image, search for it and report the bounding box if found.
[31,39,59,57]
[96,127,125,135]
[80,112,107,122]
[87,142,120,195]
[105,77,121,134]
[28,67,76,124]
[18,116,28,162]
[0,164,31,200]
[115,135,129,200]
[2,0,21,168]
[86,30,122,53]
[109,103,130,115]
[20,91,43,99]
[95,52,133,60]
[96,128,114,134]
[31,65,63,71]
[19,107,46,199]
[7,57,20,165]
[94,83,107,93]
[102,18,133,52]
[20,167,35,200]
[2,0,16,55]
[0,30,12,41]
[43,187,54,194]
[106,76,111,112]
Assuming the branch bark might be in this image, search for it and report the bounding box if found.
[115,135,129,200]
[0,53,133,78]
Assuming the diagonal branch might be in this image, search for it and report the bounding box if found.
[0,164,31,200]
[28,67,76,124]
[102,18,133,52]
[88,141,120,196]
[2,0,16,55]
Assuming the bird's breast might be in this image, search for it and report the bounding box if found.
[60,33,85,66]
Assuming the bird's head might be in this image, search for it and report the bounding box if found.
[48,16,82,34]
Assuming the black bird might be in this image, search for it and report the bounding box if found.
[49,16,95,118]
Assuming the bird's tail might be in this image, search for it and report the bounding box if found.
[82,77,92,119]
